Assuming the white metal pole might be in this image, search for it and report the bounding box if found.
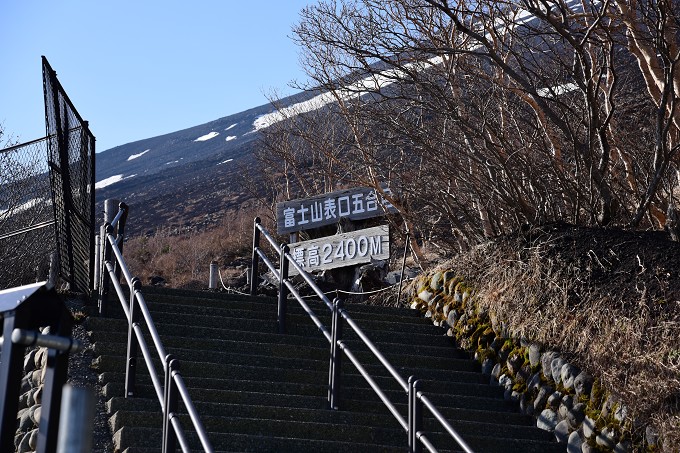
[56,384,95,453]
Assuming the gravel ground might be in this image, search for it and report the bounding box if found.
[65,296,114,453]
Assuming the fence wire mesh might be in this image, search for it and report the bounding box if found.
[43,56,96,294]
[0,137,55,289]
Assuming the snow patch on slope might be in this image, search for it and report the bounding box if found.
[253,56,444,131]
[226,136,237,141]
[127,149,150,161]
[95,174,136,190]
[0,198,47,218]
[225,123,237,131]
[195,131,219,142]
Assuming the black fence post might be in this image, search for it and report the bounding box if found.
[277,244,290,334]
[162,355,179,453]
[328,298,344,410]
[0,313,27,452]
[250,217,261,296]
[125,278,141,397]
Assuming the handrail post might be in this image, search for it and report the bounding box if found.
[125,278,142,398]
[250,217,261,296]
[98,223,113,317]
[408,377,423,453]
[328,298,344,410]
[408,376,414,452]
[93,236,100,292]
[98,224,106,291]
[277,244,290,334]
[114,203,129,284]
[162,355,179,453]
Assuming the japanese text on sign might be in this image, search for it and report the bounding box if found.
[288,225,390,275]
[276,186,397,234]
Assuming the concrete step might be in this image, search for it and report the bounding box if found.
[90,324,470,360]
[108,389,535,427]
[110,409,555,447]
[106,384,519,419]
[99,365,495,402]
[101,296,425,325]
[137,286,420,317]
[88,309,445,338]
[92,340,481,374]
[110,408,551,443]
[120,414,409,447]
[93,355,492,389]
[112,420,561,453]
[86,316,456,349]
[89,329,468,361]
[104,376,504,401]
[103,375,505,407]
[113,425,405,453]
[88,325,329,350]
[92,336,472,369]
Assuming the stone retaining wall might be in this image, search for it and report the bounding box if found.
[408,270,657,452]
[14,327,51,452]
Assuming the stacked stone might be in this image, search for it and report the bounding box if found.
[409,270,640,452]
[14,327,50,453]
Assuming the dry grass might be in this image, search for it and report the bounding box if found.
[123,208,265,288]
[415,227,680,449]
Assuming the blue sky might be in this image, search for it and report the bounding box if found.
[0,1,313,152]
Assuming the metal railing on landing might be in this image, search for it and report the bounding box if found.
[98,202,214,453]
[249,217,475,453]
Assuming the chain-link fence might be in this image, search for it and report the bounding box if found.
[43,56,96,294]
[0,137,55,290]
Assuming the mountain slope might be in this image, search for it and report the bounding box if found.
[94,89,318,233]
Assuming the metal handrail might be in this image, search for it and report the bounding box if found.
[98,203,214,453]
[250,217,475,453]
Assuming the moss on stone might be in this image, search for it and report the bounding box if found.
[501,339,516,351]
[475,346,497,363]
[590,378,605,408]
[512,380,527,393]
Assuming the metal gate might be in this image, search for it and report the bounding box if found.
[42,56,96,294]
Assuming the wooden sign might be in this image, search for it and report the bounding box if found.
[288,225,389,275]
[276,186,397,234]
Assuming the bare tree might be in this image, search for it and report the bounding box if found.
[0,123,17,149]
[254,0,680,253]
[614,0,680,226]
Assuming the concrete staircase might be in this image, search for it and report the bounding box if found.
[86,286,562,452]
